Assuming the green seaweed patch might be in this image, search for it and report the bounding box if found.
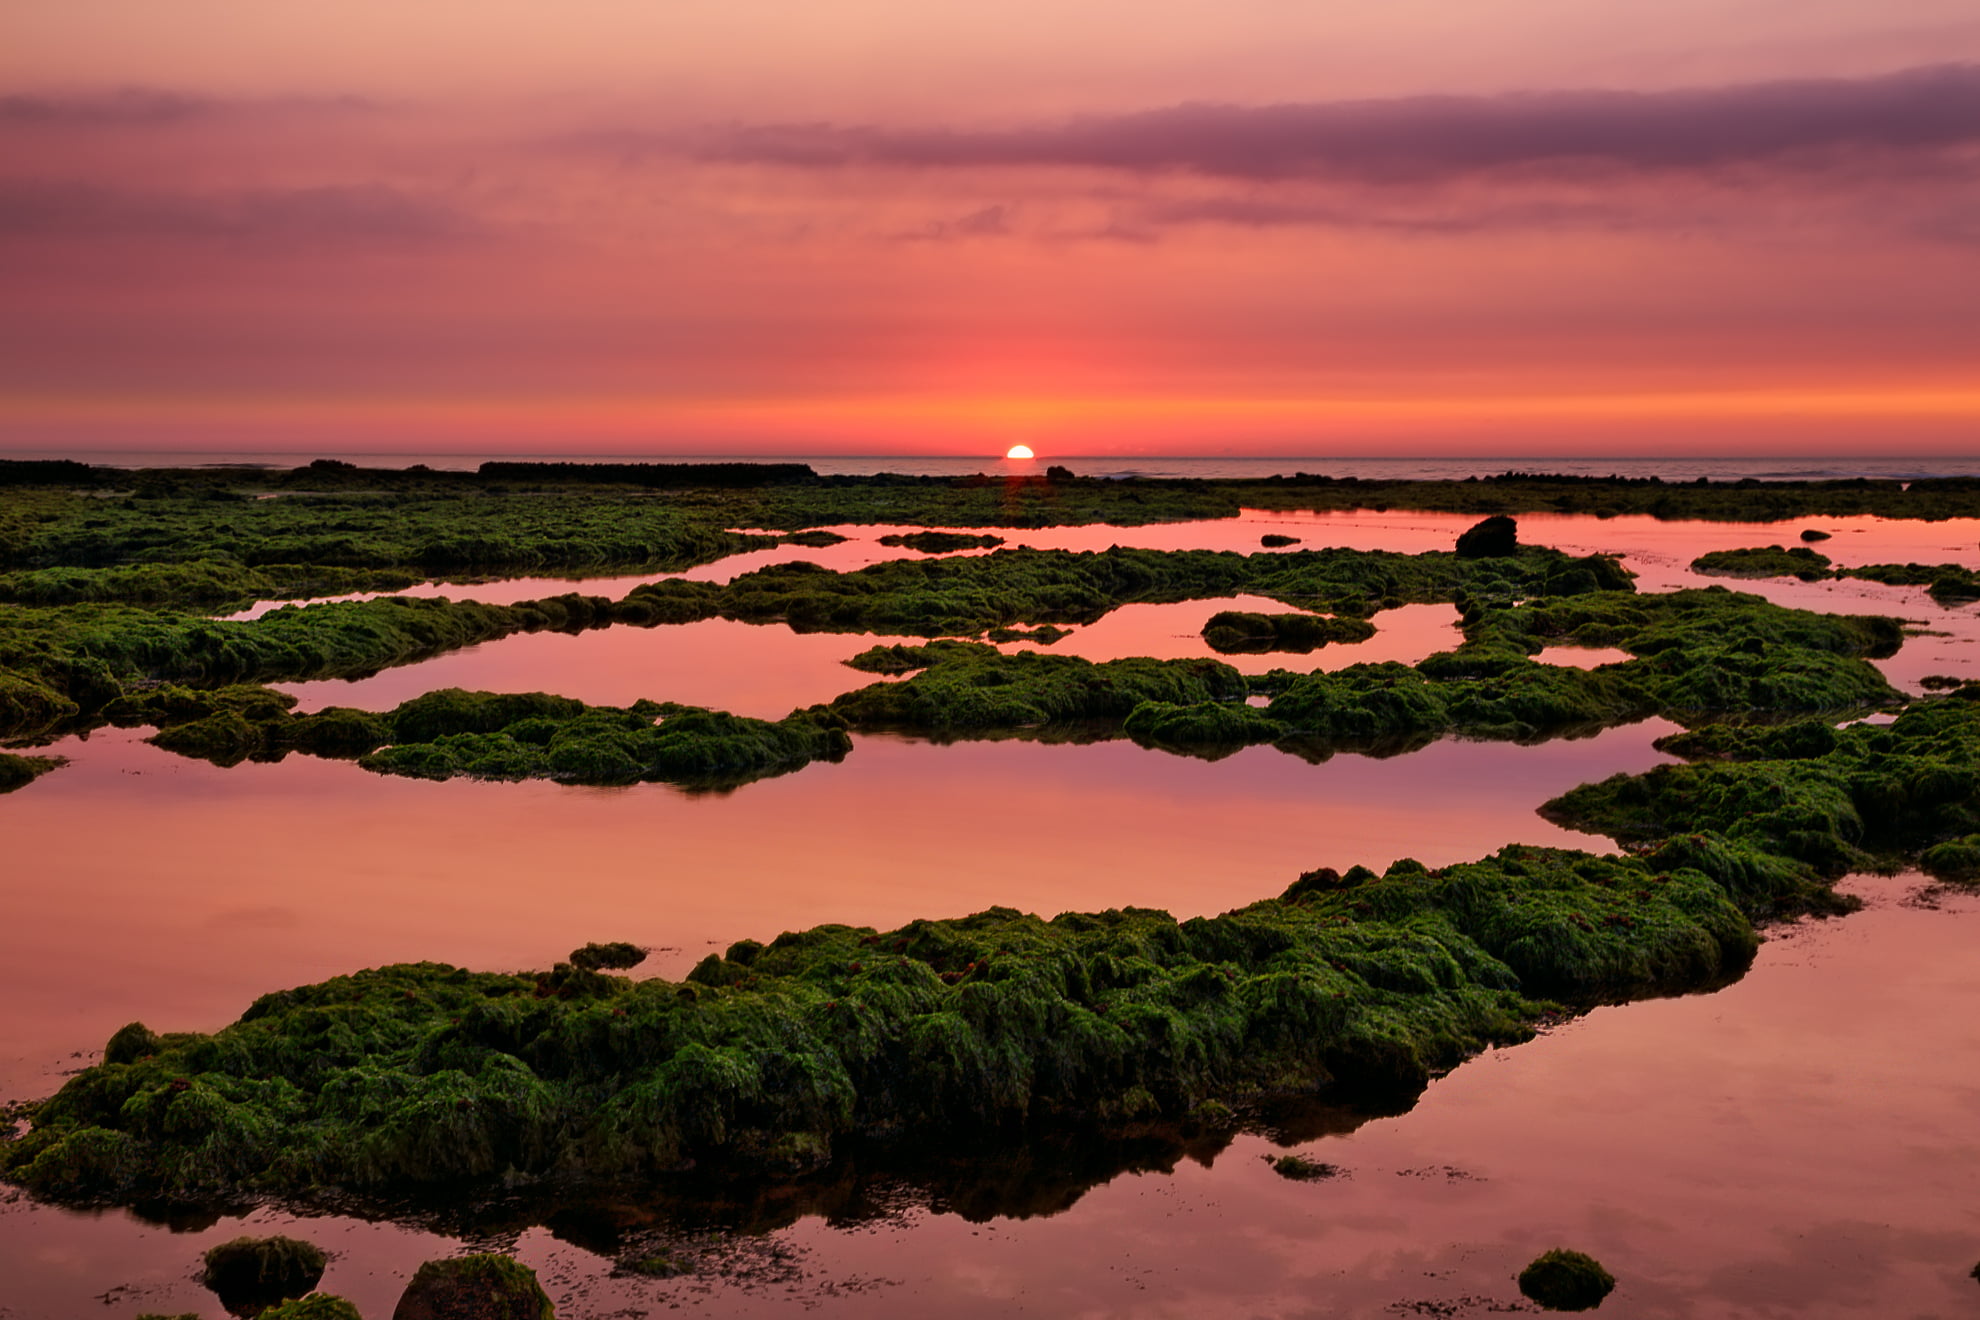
[360,694,851,788]
[1691,546,1833,579]
[1,845,1764,1208]
[827,643,1246,731]
[1518,1249,1616,1311]
[571,942,648,972]
[1201,610,1377,654]
[1547,691,1980,892]
[1845,562,1980,605]
[1266,1152,1340,1180]
[0,749,64,792]
[876,531,1006,553]
[261,1297,362,1320]
[201,1235,327,1314]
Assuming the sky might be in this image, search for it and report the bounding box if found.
[3,2,1979,458]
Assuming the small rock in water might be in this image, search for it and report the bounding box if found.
[1800,528,1833,542]
[1455,515,1518,559]
[393,1254,555,1319]
[1517,1248,1616,1311]
[201,1236,327,1315]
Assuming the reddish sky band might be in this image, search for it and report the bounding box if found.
[4,2,1979,456]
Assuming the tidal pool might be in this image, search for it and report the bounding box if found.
[7,510,1980,1318]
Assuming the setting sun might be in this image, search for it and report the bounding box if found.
[1005,445,1035,460]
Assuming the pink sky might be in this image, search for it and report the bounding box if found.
[4,2,1979,456]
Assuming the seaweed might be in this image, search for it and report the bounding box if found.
[201,1235,327,1315]
[261,1298,362,1320]
[1691,545,1834,580]
[876,531,1006,553]
[0,749,64,793]
[1201,610,1377,654]
[1,843,1768,1209]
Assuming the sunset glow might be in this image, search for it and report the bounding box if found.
[1005,445,1035,460]
[3,3,1978,456]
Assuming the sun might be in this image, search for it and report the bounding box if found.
[1004,444,1035,460]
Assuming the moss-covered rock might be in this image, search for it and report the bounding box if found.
[876,531,1005,553]
[569,942,647,971]
[1691,545,1833,579]
[1455,515,1518,559]
[261,1298,363,1320]
[1266,1152,1340,1180]
[0,749,63,793]
[1517,1248,1616,1310]
[201,1235,328,1314]
[392,1254,553,1320]
[1201,610,1377,654]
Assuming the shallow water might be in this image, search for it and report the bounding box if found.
[7,511,1980,1318]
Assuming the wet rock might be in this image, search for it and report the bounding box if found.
[201,1236,328,1315]
[392,1254,554,1320]
[1455,515,1518,559]
[1260,533,1301,547]
[1800,528,1832,541]
[1517,1249,1616,1311]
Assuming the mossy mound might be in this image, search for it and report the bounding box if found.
[876,531,1006,553]
[1691,546,1833,579]
[263,1298,363,1320]
[0,749,63,793]
[392,1254,553,1320]
[569,942,647,971]
[827,643,1247,731]
[1547,691,1980,894]
[0,845,1767,1207]
[1517,1248,1616,1310]
[360,696,851,788]
[1844,562,1980,605]
[201,1235,328,1314]
[1201,610,1377,654]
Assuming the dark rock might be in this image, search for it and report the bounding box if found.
[1800,528,1832,542]
[1455,515,1519,558]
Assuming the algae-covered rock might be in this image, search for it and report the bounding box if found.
[1201,610,1376,654]
[1691,545,1833,580]
[570,941,647,971]
[1921,836,1980,883]
[103,1021,163,1065]
[1518,1248,1616,1310]
[0,750,63,793]
[1455,515,1518,558]
[392,1254,553,1320]
[262,1297,363,1320]
[201,1235,328,1314]
[876,531,1005,553]
[1260,533,1301,547]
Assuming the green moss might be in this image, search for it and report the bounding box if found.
[1201,610,1377,654]
[570,942,648,971]
[0,749,64,792]
[1518,1249,1616,1311]
[395,1254,553,1320]
[1691,545,1833,579]
[1846,562,1980,604]
[1921,836,1980,882]
[1266,1152,1340,1180]
[260,1297,363,1320]
[1548,691,1980,893]
[1,845,1769,1208]
[201,1235,328,1313]
[827,643,1246,731]
[876,531,1006,552]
